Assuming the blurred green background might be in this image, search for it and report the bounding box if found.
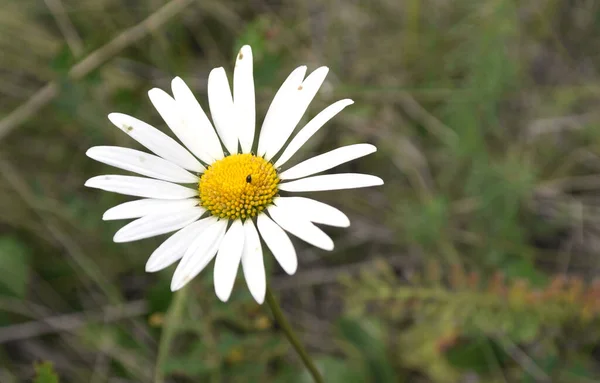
[2,0,600,381]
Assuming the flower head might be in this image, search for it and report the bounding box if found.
[85,45,383,304]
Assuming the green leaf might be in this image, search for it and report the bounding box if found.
[163,345,214,377]
[401,196,449,246]
[234,17,268,57]
[509,313,541,343]
[336,317,396,383]
[445,338,508,375]
[562,358,599,380]
[521,354,600,382]
[34,361,60,383]
[502,258,547,287]
[234,16,283,88]
[147,277,173,314]
[0,236,31,298]
[50,44,76,76]
[297,357,369,383]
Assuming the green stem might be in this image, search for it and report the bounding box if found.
[265,285,323,383]
[155,287,189,383]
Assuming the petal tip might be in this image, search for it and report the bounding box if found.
[210,67,226,76]
[291,65,308,76]
[238,45,252,58]
[148,87,170,102]
[107,113,121,125]
[215,291,230,303]
[107,113,133,131]
[214,279,233,302]
[145,259,165,273]
[171,76,187,92]
[83,177,97,187]
[112,233,126,243]
[283,262,298,275]
[170,277,185,292]
[253,294,265,305]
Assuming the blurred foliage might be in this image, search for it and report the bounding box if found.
[0,236,31,299]
[342,260,600,381]
[2,0,600,381]
[33,362,59,383]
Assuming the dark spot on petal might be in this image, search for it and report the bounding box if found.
[238,52,244,60]
[246,174,252,183]
[298,85,303,90]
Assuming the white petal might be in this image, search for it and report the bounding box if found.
[256,213,297,275]
[241,220,265,304]
[234,46,255,154]
[85,175,197,199]
[208,67,238,155]
[146,218,213,272]
[171,219,227,291]
[263,67,329,160]
[213,220,245,302]
[107,113,204,172]
[274,99,354,168]
[86,146,199,183]
[170,77,224,162]
[273,197,350,227]
[267,205,333,251]
[148,85,222,165]
[257,66,307,157]
[113,207,205,243]
[103,198,199,221]
[278,173,384,192]
[279,144,376,180]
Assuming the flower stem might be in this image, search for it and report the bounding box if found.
[155,286,188,383]
[265,285,323,383]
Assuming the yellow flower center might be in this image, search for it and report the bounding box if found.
[199,154,279,219]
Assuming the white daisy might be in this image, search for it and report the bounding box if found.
[85,45,383,304]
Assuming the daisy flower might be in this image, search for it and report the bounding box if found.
[85,45,383,304]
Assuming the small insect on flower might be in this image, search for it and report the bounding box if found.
[85,45,383,304]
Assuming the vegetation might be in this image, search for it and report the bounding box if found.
[2,0,600,381]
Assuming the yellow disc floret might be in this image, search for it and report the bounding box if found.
[199,154,279,219]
